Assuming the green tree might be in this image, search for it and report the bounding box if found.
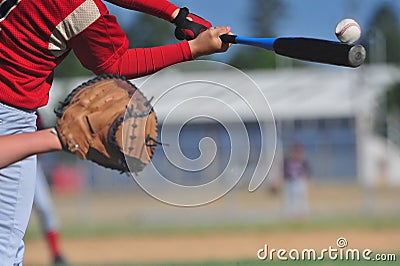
[228,0,287,69]
[362,2,400,64]
[368,3,400,145]
[250,0,286,38]
[54,51,92,78]
[375,82,400,146]
[123,13,177,48]
[385,83,400,113]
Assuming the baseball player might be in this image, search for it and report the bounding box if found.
[0,0,231,265]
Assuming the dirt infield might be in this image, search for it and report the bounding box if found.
[24,228,400,265]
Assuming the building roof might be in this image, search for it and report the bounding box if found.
[136,63,399,122]
[44,64,400,124]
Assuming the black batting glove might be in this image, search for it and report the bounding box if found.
[172,7,212,41]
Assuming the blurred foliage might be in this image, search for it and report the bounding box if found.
[54,51,92,78]
[123,13,177,48]
[250,0,286,38]
[229,47,278,69]
[374,82,400,140]
[361,2,400,65]
[368,3,400,143]
[385,82,400,113]
[228,0,288,69]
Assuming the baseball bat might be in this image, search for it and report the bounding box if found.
[220,35,366,68]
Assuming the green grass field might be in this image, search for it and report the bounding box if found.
[26,214,400,240]
[141,260,398,266]
[78,258,398,266]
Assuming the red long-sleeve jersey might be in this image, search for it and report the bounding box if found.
[105,0,178,21]
[0,0,192,110]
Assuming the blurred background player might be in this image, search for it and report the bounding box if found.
[282,143,312,220]
[33,115,69,266]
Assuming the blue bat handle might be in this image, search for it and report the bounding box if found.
[220,35,277,51]
[235,36,276,51]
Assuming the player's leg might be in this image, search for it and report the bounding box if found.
[35,162,60,246]
[14,240,25,266]
[0,103,37,266]
[3,155,35,266]
[297,178,310,218]
[34,162,68,265]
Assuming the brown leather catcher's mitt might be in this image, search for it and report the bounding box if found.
[55,75,158,173]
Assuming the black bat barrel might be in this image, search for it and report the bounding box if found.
[273,38,366,68]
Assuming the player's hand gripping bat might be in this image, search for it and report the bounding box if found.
[220,35,366,68]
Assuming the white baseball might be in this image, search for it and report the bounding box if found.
[335,18,362,44]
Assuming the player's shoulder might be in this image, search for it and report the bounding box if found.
[55,0,108,12]
[18,0,107,18]
[48,0,109,25]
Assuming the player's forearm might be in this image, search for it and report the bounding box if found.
[97,41,193,79]
[95,27,231,78]
[105,0,179,21]
[0,129,62,169]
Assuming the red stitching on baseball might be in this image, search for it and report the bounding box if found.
[337,22,361,37]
